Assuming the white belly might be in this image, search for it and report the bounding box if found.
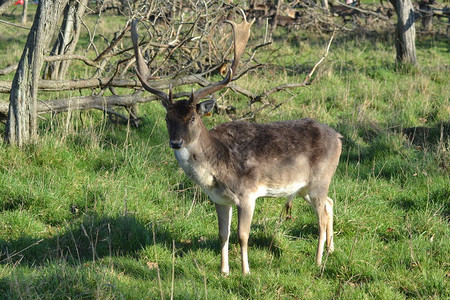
[204,186,237,206]
[175,148,307,205]
[255,182,307,198]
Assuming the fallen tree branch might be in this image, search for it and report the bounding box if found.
[0,18,31,30]
[0,93,158,120]
[44,54,103,69]
[336,2,392,21]
[0,74,214,93]
[0,63,18,76]
[0,79,255,119]
[92,105,140,126]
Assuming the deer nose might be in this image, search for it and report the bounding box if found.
[169,139,184,149]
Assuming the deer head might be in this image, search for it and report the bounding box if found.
[131,10,254,149]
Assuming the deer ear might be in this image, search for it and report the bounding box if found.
[197,100,215,116]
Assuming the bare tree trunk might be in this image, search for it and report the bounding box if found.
[389,0,417,65]
[0,0,16,16]
[421,6,433,31]
[271,0,282,34]
[21,0,28,24]
[5,0,69,146]
[43,0,88,80]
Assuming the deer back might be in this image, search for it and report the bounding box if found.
[174,116,342,205]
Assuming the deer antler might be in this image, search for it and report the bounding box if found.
[131,19,173,107]
[226,9,255,76]
[131,9,253,108]
[191,9,254,105]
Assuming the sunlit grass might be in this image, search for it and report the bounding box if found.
[1,7,449,299]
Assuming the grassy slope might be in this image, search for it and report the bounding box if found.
[1,8,449,299]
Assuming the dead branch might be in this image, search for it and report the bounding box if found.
[1,2,350,129]
[0,18,31,30]
[252,32,334,103]
[0,93,158,120]
[44,54,103,69]
[1,54,102,76]
[94,21,132,62]
[0,63,18,76]
[0,74,219,93]
[336,2,392,22]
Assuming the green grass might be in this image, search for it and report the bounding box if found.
[1,8,449,299]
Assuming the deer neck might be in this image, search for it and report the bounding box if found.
[173,122,216,188]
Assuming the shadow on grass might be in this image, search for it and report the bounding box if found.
[0,212,225,268]
[338,121,448,166]
[0,214,150,266]
[151,220,296,260]
[286,223,318,240]
[400,122,449,149]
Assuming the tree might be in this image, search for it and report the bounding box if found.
[389,0,417,64]
[20,0,28,24]
[5,0,69,146]
[43,0,89,80]
[1,1,329,137]
[0,0,16,16]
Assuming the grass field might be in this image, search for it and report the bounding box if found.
[1,5,449,299]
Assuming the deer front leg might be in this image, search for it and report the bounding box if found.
[215,204,232,275]
[237,200,255,274]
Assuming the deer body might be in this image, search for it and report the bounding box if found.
[174,117,340,207]
[166,100,342,274]
[132,12,342,274]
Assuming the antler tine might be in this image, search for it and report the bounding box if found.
[191,9,253,106]
[225,9,255,75]
[131,20,149,80]
[190,69,233,106]
[131,19,172,106]
[169,84,173,103]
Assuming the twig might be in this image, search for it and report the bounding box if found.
[94,20,132,62]
[304,31,335,83]
[406,215,422,270]
[252,31,335,104]
[44,54,103,69]
[80,223,96,263]
[193,258,208,300]
[0,19,31,30]
[0,239,44,263]
[171,240,175,300]
[152,223,165,300]
[337,2,391,21]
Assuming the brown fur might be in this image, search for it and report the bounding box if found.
[164,100,342,274]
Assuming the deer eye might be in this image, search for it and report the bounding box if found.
[190,116,196,123]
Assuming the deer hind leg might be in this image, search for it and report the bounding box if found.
[215,204,232,275]
[282,194,295,220]
[237,199,255,275]
[326,197,334,253]
[312,194,334,266]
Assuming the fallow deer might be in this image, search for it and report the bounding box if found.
[131,11,342,274]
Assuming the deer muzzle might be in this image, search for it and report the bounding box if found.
[169,138,184,149]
